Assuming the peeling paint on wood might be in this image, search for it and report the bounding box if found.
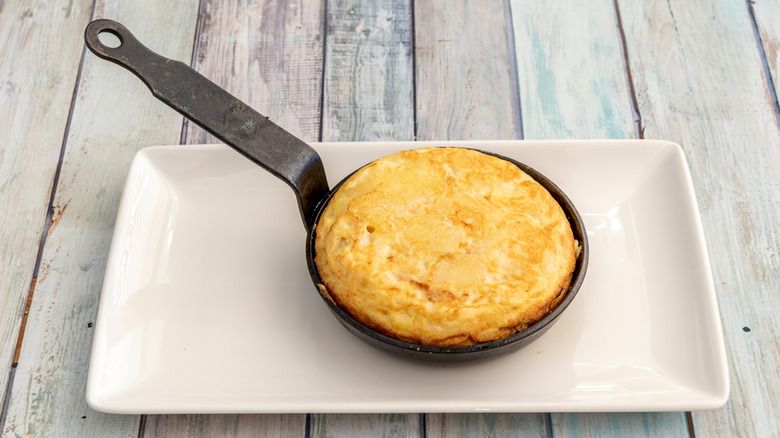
[143,414,306,438]
[751,0,780,128]
[2,1,199,437]
[185,0,325,145]
[416,1,538,436]
[0,0,95,414]
[427,413,547,438]
[309,1,419,436]
[509,0,634,139]
[310,413,422,438]
[619,0,780,435]
[415,0,520,141]
[553,412,689,438]
[2,0,778,436]
[322,0,415,141]
[138,0,324,435]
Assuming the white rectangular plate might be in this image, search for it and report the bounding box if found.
[87,140,729,413]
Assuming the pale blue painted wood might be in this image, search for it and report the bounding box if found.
[427,413,546,438]
[321,0,415,142]
[1,1,200,437]
[415,0,521,141]
[751,0,780,127]
[310,1,420,436]
[1,0,774,436]
[144,414,306,438]
[184,0,326,145]
[510,0,635,140]
[509,1,690,437]
[310,413,422,438]
[619,0,780,436]
[143,0,323,434]
[414,1,541,436]
[552,413,689,438]
[0,0,96,414]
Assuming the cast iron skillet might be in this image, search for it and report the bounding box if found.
[84,19,589,363]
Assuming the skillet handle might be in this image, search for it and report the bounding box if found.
[84,19,328,232]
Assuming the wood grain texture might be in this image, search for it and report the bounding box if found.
[185,0,325,144]
[414,0,521,141]
[143,1,324,435]
[511,1,689,435]
[551,413,689,438]
[752,0,780,116]
[321,0,414,141]
[619,0,780,436]
[310,413,421,438]
[309,1,419,437]
[1,1,776,436]
[413,1,540,436]
[0,0,95,409]
[143,414,306,438]
[509,0,635,139]
[426,413,546,438]
[1,1,199,436]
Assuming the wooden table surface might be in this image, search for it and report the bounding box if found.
[2,0,779,436]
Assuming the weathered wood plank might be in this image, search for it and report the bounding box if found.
[143,414,306,438]
[0,0,95,412]
[426,413,546,438]
[512,0,689,435]
[751,0,780,124]
[413,1,540,436]
[143,0,323,435]
[1,1,199,436]
[551,413,689,438]
[310,413,421,438]
[309,1,418,436]
[415,0,520,141]
[510,0,635,139]
[321,0,414,141]
[619,0,780,436]
[185,0,325,144]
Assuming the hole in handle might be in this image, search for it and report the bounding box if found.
[97,29,122,49]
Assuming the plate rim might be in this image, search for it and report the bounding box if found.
[87,139,729,413]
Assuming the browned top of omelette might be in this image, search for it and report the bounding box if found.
[314,147,577,347]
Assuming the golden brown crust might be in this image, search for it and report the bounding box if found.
[314,148,577,346]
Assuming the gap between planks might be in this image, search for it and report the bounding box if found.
[39,2,714,436]
[613,0,643,138]
[0,3,96,428]
[745,0,780,131]
[410,0,419,140]
[503,0,524,140]
[179,0,207,146]
[317,0,329,143]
